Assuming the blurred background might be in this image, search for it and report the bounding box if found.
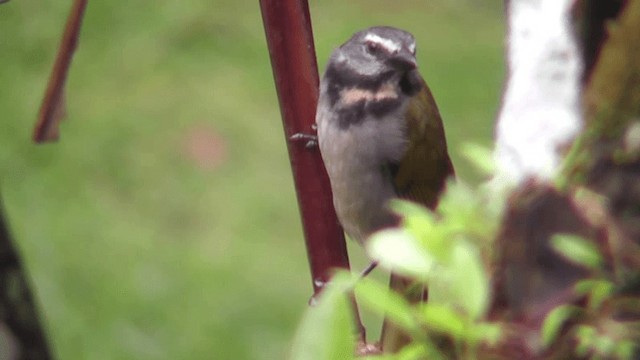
[0,1,503,359]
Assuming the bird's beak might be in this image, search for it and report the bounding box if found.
[387,48,417,71]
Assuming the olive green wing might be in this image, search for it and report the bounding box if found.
[392,76,454,209]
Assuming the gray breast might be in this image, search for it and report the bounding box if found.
[316,94,409,243]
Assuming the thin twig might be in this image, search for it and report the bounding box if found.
[33,0,87,143]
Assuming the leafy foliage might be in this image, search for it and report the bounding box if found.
[291,146,504,359]
[291,143,640,359]
[290,273,356,360]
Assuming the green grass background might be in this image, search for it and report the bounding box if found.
[0,1,503,359]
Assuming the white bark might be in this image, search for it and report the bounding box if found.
[494,0,583,186]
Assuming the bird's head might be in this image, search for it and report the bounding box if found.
[323,27,423,100]
[332,26,418,79]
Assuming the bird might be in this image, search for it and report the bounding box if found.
[314,26,455,352]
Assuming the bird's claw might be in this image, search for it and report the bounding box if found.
[308,278,328,306]
[290,132,318,149]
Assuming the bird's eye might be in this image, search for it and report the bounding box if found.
[365,41,380,54]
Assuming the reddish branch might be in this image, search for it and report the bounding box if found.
[259,0,351,297]
[259,0,369,340]
[33,0,87,143]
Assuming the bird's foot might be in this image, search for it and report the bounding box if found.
[290,133,318,148]
[307,277,328,306]
[290,125,318,148]
[356,340,382,356]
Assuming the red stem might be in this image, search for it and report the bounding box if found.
[258,0,352,295]
[33,0,87,143]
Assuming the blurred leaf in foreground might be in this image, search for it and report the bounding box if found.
[290,272,355,360]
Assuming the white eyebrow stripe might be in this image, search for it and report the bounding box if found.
[364,33,401,53]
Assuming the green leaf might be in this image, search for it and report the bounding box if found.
[355,277,420,334]
[594,335,616,357]
[367,228,433,280]
[541,304,579,348]
[461,143,495,175]
[290,272,355,360]
[362,355,393,360]
[551,234,602,269]
[574,279,601,295]
[421,303,466,339]
[436,181,476,229]
[575,325,597,357]
[396,343,435,360]
[450,241,489,319]
[574,279,614,310]
[615,340,636,360]
[389,199,453,263]
[467,322,502,345]
[436,180,496,242]
[389,199,434,222]
[389,200,447,257]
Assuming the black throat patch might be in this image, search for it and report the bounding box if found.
[324,62,409,129]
